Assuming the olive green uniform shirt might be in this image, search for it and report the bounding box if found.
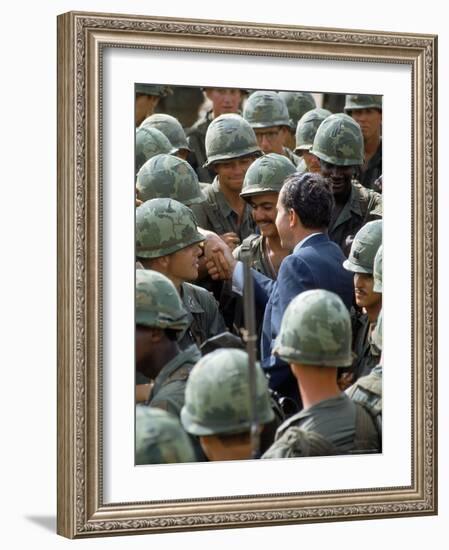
[262,394,357,458]
[147,344,201,417]
[352,313,381,381]
[178,282,227,349]
[329,181,382,256]
[191,177,256,241]
[283,147,303,170]
[233,234,278,280]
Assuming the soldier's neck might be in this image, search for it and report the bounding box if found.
[218,181,246,217]
[364,133,381,160]
[293,364,341,410]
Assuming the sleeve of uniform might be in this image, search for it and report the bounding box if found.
[366,190,383,220]
[190,202,210,231]
[149,381,185,418]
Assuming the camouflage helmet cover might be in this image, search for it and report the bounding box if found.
[135,269,189,330]
[343,220,383,274]
[240,153,297,199]
[344,94,382,112]
[136,154,204,206]
[204,113,261,167]
[310,113,364,166]
[274,289,353,367]
[243,90,291,129]
[140,113,191,152]
[135,126,176,174]
[181,348,275,436]
[373,244,383,292]
[136,406,196,464]
[135,84,172,97]
[295,108,332,153]
[136,198,205,259]
[278,91,317,129]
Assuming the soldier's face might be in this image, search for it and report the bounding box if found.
[166,242,203,283]
[350,108,382,142]
[136,326,162,377]
[205,88,242,117]
[248,193,279,238]
[254,126,288,155]
[319,160,353,198]
[354,273,382,310]
[135,94,159,126]
[214,157,255,193]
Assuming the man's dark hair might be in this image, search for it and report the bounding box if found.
[280,172,334,229]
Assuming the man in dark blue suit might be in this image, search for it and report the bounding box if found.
[207,172,354,409]
[251,173,354,406]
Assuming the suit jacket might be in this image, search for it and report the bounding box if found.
[252,233,354,407]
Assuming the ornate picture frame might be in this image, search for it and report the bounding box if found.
[57,11,437,538]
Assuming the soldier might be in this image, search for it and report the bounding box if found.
[136,154,205,206]
[136,406,197,465]
[262,289,381,458]
[243,90,302,167]
[135,84,171,126]
[310,113,382,256]
[135,126,176,175]
[136,198,226,349]
[234,153,297,279]
[135,269,199,415]
[187,87,246,183]
[346,244,383,440]
[140,113,191,161]
[343,220,382,384]
[294,108,332,173]
[344,94,382,190]
[181,348,275,460]
[191,113,262,250]
[278,91,316,153]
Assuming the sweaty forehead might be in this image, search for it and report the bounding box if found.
[250,193,278,206]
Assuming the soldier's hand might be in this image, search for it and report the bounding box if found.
[220,232,240,251]
[206,241,237,280]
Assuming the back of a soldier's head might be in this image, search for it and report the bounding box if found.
[181,348,274,460]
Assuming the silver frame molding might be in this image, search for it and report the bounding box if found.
[57,11,438,538]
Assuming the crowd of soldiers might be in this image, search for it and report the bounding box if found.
[134,84,383,464]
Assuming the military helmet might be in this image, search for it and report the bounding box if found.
[181,348,275,436]
[136,406,196,464]
[343,220,383,274]
[240,153,297,200]
[243,90,291,129]
[278,91,317,129]
[136,198,205,259]
[274,289,352,367]
[373,244,383,292]
[136,154,204,206]
[204,113,261,167]
[295,108,332,153]
[135,127,176,174]
[140,113,191,152]
[344,94,382,112]
[135,269,189,330]
[135,84,172,97]
[310,113,364,166]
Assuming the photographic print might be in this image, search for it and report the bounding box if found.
[57,11,436,538]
